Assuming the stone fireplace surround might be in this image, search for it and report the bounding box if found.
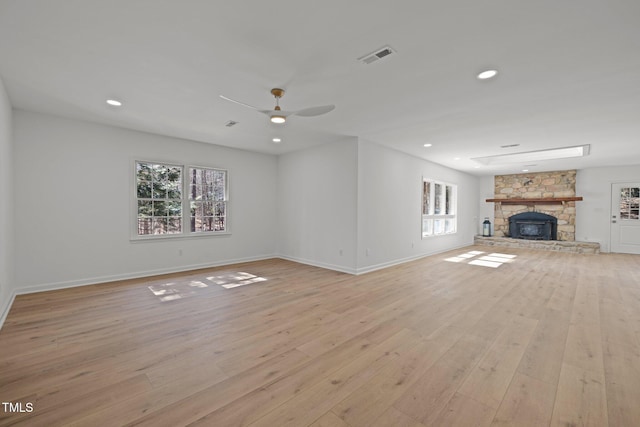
[493,170,577,241]
[476,169,600,254]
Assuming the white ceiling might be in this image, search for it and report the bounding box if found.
[1,0,639,176]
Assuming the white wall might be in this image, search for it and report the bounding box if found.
[11,112,481,299]
[277,137,359,273]
[0,75,14,325]
[13,111,278,292]
[577,165,640,252]
[356,140,479,273]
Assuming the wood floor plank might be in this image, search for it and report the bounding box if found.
[458,315,539,409]
[550,362,608,427]
[186,334,374,426]
[368,407,425,427]
[110,348,311,427]
[429,392,496,427]
[516,307,571,385]
[309,411,351,427]
[247,328,422,427]
[602,340,640,426]
[490,372,556,427]
[392,332,493,425]
[330,327,461,427]
[0,374,152,427]
[1,248,639,426]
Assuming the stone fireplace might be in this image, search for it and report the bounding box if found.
[493,170,576,241]
[477,169,599,254]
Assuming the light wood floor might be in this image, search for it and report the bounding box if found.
[1,245,640,426]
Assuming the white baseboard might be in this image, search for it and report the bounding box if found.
[279,242,474,276]
[276,254,358,275]
[12,254,277,297]
[354,243,472,275]
[0,289,16,331]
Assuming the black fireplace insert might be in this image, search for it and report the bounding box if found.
[509,212,557,240]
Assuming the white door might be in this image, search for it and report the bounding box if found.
[610,183,640,254]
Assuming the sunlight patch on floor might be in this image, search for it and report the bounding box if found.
[207,272,268,289]
[149,272,268,301]
[445,251,517,268]
[469,259,503,268]
[215,273,267,289]
[148,282,196,302]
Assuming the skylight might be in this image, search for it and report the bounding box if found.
[472,145,590,166]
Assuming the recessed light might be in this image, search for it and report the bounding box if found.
[106,99,122,106]
[272,138,281,143]
[454,157,461,161]
[423,143,432,147]
[477,69,498,80]
[522,169,529,172]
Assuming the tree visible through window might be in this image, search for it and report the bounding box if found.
[189,167,227,232]
[136,162,182,235]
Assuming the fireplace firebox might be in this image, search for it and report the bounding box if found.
[509,212,557,240]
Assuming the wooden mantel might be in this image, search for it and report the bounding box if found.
[486,197,583,205]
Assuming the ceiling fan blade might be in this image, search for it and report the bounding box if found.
[293,105,335,117]
[219,95,261,110]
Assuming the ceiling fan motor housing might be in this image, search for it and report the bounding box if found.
[271,88,285,98]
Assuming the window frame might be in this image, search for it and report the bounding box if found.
[131,159,230,241]
[422,178,457,238]
[187,165,229,234]
[619,186,640,220]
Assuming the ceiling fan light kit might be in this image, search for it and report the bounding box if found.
[220,87,335,125]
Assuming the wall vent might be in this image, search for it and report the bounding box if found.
[358,46,396,64]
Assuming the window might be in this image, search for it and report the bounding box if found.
[188,167,228,232]
[135,161,228,238]
[136,162,182,235]
[422,179,457,237]
[620,187,640,220]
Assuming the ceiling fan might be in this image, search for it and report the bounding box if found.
[220,88,335,124]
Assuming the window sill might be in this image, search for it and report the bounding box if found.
[422,232,457,239]
[130,231,231,242]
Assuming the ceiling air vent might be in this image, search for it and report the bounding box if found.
[358,46,396,65]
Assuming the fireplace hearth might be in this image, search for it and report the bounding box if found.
[509,212,557,240]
